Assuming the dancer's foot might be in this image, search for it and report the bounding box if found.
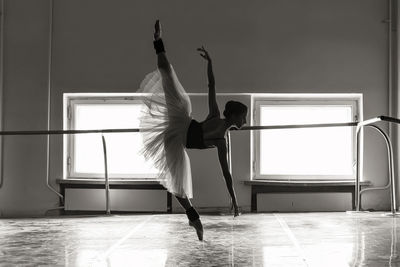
[154,19,161,40]
[234,207,241,218]
[189,218,204,241]
[231,202,241,218]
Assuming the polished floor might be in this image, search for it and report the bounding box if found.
[0,212,399,266]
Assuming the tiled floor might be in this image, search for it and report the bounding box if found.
[0,212,399,266]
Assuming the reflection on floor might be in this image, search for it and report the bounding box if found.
[0,212,399,266]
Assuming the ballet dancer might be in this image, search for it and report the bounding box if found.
[138,20,248,241]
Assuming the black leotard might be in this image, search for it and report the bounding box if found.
[185,118,225,149]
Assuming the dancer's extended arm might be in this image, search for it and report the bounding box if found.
[198,46,220,117]
[215,139,239,215]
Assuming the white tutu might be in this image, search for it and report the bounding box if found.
[137,65,194,199]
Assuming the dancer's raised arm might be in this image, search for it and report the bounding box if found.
[153,20,171,72]
[198,46,220,118]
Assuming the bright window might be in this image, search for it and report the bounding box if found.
[64,96,158,179]
[252,96,361,180]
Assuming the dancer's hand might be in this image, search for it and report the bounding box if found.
[154,19,162,40]
[197,46,212,62]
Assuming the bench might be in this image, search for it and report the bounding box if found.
[56,179,172,213]
[244,180,372,212]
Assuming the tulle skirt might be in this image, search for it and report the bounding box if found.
[137,65,194,199]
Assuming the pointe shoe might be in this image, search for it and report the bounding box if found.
[189,218,204,241]
[234,210,242,218]
[233,207,242,218]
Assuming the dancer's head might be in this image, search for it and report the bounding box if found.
[223,100,248,129]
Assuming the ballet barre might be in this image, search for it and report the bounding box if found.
[0,116,398,215]
[0,121,358,136]
[238,121,358,131]
[353,116,400,216]
[0,128,140,135]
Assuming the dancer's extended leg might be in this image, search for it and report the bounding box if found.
[156,52,183,113]
[153,20,183,115]
[175,195,204,241]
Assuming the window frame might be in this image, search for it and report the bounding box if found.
[251,94,362,181]
[63,94,158,180]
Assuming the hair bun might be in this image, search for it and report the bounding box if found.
[223,100,247,118]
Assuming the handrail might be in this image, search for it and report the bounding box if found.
[354,115,399,215]
[357,117,383,127]
[239,122,358,131]
[359,125,392,194]
[0,128,141,135]
[101,135,110,215]
[0,121,359,136]
[0,115,399,215]
[379,115,400,124]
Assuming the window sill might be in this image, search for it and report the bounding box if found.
[57,178,161,186]
[243,180,371,187]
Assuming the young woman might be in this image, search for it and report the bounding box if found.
[138,20,248,241]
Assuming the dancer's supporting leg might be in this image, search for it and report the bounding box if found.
[174,195,204,241]
[164,141,203,240]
